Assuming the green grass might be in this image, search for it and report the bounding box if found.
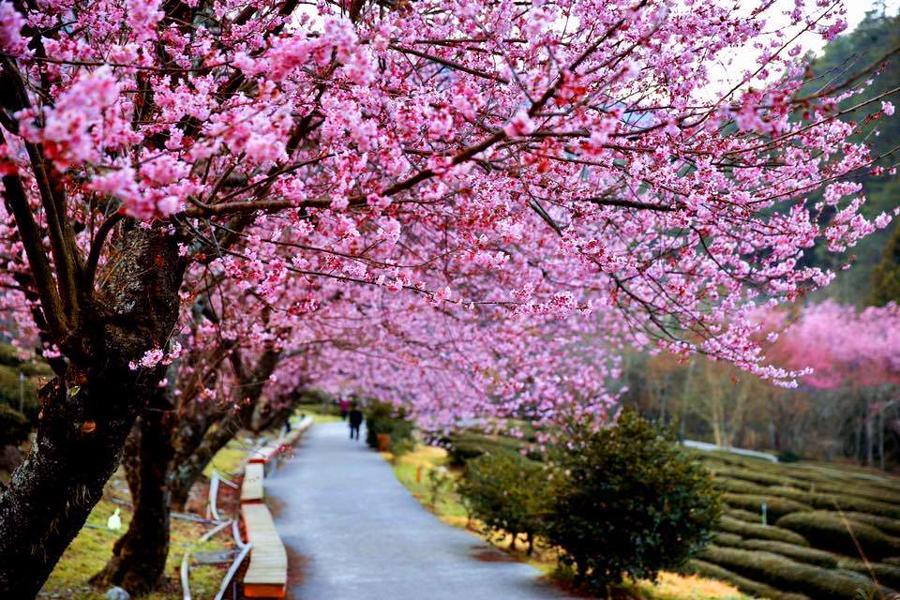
[40,436,248,600]
[296,404,342,424]
[40,486,231,599]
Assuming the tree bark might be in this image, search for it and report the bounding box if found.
[170,415,241,511]
[91,405,175,595]
[169,347,281,511]
[0,226,184,597]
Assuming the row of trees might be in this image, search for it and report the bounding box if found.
[622,299,900,469]
[0,0,896,595]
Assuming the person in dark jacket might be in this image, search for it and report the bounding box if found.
[348,403,364,440]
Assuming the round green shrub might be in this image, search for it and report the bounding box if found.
[716,516,809,546]
[778,450,802,463]
[545,410,721,592]
[776,511,900,559]
[722,493,812,520]
[738,539,839,568]
[364,400,414,455]
[698,545,882,600]
[458,452,550,554]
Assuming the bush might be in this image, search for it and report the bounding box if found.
[545,410,721,592]
[698,545,881,600]
[804,494,900,519]
[364,400,414,455]
[715,478,768,495]
[0,404,29,447]
[765,486,900,519]
[725,507,766,524]
[713,532,743,547]
[457,452,550,554]
[765,485,814,502]
[716,516,809,546]
[836,558,900,589]
[841,512,900,537]
[445,432,533,466]
[814,483,900,507]
[738,540,839,568]
[776,511,900,559]
[778,450,803,463]
[686,559,811,600]
[722,493,812,520]
[706,464,797,488]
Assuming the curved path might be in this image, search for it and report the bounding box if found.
[266,422,569,600]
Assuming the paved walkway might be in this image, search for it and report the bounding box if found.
[266,422,569,600]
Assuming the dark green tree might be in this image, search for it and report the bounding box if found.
[458,452,551,554]
[546,409,721,593]
[802,10,900,304]
[869,224,900,306]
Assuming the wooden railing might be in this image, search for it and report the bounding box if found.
[238,416,313,598]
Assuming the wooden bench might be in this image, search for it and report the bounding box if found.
[240,462,265,503]
[241,503,287,598]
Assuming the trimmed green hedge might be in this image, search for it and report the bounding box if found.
[738,539,839,568]
[761,486,900,519]
[725,507,765,524]
[698,545,881,600]
[708,465,796,488]
[776,511,900,559]
[841,512,900,537]
[713,532,743,547]
[815,482,900,507]
[686,559,811,600]
[722,493,812,520]
[836,558,900,589]
[715,478,769,495]
[717,516,809,546]
[445,432,532,466]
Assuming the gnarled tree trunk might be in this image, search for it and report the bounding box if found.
[91,401,175,595]
[0,226,184,598]
[169,347,281,511]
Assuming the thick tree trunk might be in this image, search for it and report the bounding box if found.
[170,416,239,511]
[0,226,183,597]
[169,347,281,511]
[91,407,175,594]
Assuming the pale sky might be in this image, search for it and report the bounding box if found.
[705,0,899,97]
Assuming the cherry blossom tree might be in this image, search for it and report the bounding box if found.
[766,300,900,466]
[0,0,896,594]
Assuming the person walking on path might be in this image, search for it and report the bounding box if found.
[339,397,351,420]
[348,403,363,440]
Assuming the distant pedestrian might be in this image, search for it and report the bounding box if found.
[339,397,350,421]
[348,403,363,440]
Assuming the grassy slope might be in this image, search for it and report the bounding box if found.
[388,444,751,600]
[39,437,249,599]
